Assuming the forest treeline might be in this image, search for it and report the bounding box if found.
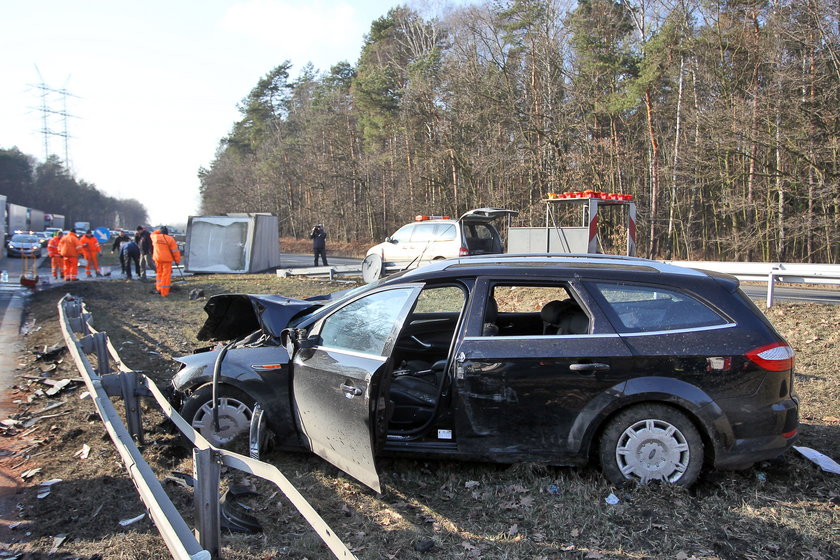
[200,0,838,262]
[0,148,148,230]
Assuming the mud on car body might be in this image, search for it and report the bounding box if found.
[171,254,799,491]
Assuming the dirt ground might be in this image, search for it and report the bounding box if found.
[1,272,838,560]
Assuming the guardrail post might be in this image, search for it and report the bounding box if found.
[194,448,222,559]
[120,370,144,444]
[92,332,111,375]
[63,300,91,335]
[767,268,778,308]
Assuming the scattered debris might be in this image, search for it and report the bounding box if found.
[45,379,73,396]
[464,480,480,489]
[189,288,205,300]
[91,503,104,519]
[74,444,91,459]
[20,467,42,480]
[35,344,66,362]
[118,513,146,527]
[794,446,840,475]
[49,533,68,554]
[164,471,195,489]
[37,478,61,499]
[34,401,66,415]
[605,493,620,505]
[220,484,263,534]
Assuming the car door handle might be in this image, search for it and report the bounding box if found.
[569,363,610,373]
[340,383,363,397]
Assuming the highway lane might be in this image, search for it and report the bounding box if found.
[741,285,840,305]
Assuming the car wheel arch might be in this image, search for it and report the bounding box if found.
[589,399,717,469]
[568,379,731,468]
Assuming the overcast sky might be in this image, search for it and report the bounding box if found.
[1,0,467,226]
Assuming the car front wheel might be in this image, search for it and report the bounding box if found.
[599,404,703,486]
[179,384,255,448]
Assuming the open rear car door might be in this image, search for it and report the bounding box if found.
[458,207,519,222]
[286,285,424,492]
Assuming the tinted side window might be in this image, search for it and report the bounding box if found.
[391,225,414,243]
[319,288,417,355]
[411,224,438,242]
[590,282,726,333]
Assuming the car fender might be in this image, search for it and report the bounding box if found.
[566,376,733,460]
[172,346,299,443]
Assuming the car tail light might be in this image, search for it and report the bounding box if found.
[459,246,470,257]
[746,343,795,372]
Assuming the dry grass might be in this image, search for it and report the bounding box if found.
[1,273,838,560]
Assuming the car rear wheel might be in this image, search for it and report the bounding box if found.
[180,384,255,448]
[599,404,703,486]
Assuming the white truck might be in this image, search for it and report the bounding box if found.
[74,221,91,234]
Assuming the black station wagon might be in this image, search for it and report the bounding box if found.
[171,254,799,490]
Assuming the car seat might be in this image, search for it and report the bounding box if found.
[540,299,588,335]
[388,359,447,428]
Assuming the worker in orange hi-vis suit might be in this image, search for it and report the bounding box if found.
[80,230,103,277]
[150,226,180,297]
[47,231,64,279]
[58,230,83,281]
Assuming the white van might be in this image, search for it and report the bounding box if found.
[363,208,518,282]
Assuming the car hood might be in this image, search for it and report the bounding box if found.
[196,293,325,341]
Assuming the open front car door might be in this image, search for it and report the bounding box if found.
[288,285,423,492]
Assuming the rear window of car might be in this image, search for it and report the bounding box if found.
[589,282,727,333]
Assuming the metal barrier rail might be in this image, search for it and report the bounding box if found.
[663,261,840,307]
[58,295,357,560]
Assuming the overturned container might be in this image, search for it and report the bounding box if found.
[185,213,282,274]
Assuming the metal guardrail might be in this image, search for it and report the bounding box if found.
[58,294,357,560]
[276,265,362,280]
[663,261,840,307]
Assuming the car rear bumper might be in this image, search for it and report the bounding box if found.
[715,397,799,469]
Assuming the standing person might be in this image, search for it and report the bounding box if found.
[309,224,328,266]
[151,226,180,297]
[80,230,102,277]
[47,231,64,279]
[58,230,83,281]
[120,239,141,280]
[111,230,132,275]
[135,226,154,279]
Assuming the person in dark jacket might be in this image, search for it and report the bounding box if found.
[120,240,141,279]
[309,224,328,266]
[111,230,132,275]
[135,226,154,279]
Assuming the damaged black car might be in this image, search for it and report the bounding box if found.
[171,254,799,491]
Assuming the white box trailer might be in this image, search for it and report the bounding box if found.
[7,203,28,234]
[29,208,45,232]
[185,214,282,274]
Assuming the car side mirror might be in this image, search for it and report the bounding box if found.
[387,237,398,244]
[280,328,303,356]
